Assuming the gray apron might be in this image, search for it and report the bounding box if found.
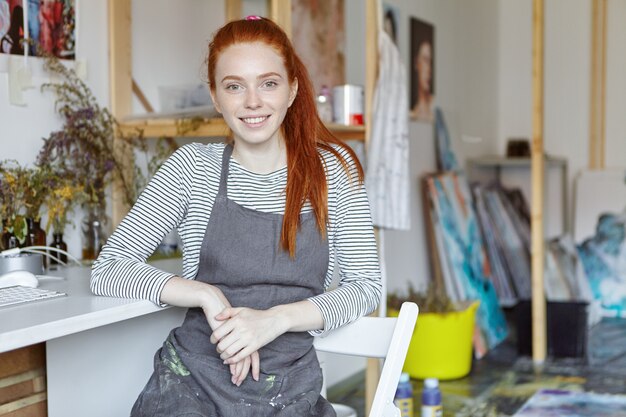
[131,145,336,417]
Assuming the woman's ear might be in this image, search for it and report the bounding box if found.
[288,78,298,107]
[209,86,222,114]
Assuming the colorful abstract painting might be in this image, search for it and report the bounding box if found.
[514,389,626,417]
[0,0,74,58]
[29,0,75,58]
[578,212,626,318]
[425,172,509,356]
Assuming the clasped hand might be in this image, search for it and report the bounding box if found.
[210,307,285,372]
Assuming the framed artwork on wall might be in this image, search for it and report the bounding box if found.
[0,0,75,59]
[29,0,76,59]
[409,17,434,123]
[0,0,24,55]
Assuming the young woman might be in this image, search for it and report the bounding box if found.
[91,16,381,416]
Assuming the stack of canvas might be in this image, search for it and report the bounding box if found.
[473,186,531,306]
[545,235,594,302]
[423,172,509,356]
[472,183,597,310]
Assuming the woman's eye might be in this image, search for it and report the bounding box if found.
[226,84,241,91]
[263,80,278,88]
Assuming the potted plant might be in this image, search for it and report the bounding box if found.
[36,56,140,260]
[35,56,182,261]
[0,161,29,249]
[44,174,85,264]
[23,166,53,249]
[388,284,479,381]
[0,161,76,253]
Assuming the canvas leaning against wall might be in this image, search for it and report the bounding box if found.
[574,170,626,318]
[0,0,75,59]
[291,0,345,95]
[409,17,434,123]
[424,172,509,357]
[578,212,626,318]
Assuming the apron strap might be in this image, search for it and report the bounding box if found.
[217,144,234,199]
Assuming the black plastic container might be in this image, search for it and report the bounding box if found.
[516,300,588,359]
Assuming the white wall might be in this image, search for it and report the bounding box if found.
[378,0,500,296]
[131,0,223,114]
[497,0,626,235]
[497,0,532,151]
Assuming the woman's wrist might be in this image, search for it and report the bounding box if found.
[161,277,228,313]
[269,300,324,333]
[199,285,230,326]
[268,304,294,335]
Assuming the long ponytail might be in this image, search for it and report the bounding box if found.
[208,18,364,257]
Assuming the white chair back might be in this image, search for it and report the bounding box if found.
[314,302,419,417]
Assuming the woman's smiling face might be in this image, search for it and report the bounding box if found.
[210,42,298,150]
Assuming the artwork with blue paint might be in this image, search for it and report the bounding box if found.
[577,212,626,318]
[514,389,626,417]
[425,172,508,356]
[434,108,459,172]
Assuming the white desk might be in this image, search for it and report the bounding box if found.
[0,260,187,417]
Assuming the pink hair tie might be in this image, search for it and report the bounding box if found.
[246,15,262,20]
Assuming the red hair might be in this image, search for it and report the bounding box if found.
[208,17,364,257]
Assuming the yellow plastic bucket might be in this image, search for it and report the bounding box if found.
[390,301,479,380]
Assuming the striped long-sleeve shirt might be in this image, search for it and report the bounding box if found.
[90,142,382,335]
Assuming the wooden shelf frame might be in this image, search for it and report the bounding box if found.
[118,117,366,141]
[114,0,366,143]
[109,0,372,225]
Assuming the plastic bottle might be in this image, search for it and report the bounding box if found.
[394,372,413,417]
[316,85,333,123]
[421,378,442,417]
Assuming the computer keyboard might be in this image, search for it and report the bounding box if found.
[0,286,67,308]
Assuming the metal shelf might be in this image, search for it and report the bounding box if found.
[467,155,567,167]
[467,154,569,234]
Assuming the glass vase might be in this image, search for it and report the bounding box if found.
[27,218,48,268]
[1,232,18,250]
[81,206,108,262]
[49,233,68,266]
[2,219,26,250]
[21,230,33,248]
[1,220,18,250]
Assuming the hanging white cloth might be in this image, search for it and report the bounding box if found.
[366,30,410,231]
